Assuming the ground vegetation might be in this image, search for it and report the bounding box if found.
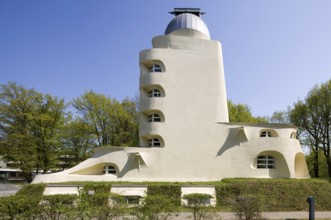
[0,179,330,219]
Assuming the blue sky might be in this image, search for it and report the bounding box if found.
[0,0,330,117]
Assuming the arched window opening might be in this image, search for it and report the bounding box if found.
[149,138,161,147]
[103,165,117,175]
[260,131,271,137]
[290,132,297,139]
[257,155,275,169]
[260,129,278,138]
[149,89,161,97]
[149,114,161,122]
[149,64,162,72]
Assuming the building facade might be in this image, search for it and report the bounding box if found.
[33,8,309,184]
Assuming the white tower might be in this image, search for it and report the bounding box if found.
[32,8,309,184]
[139,8,229,148]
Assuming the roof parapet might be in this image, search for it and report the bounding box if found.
[169,8,206,17]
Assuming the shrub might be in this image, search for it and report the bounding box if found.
[227,194,263,220]
[147,185,181,206]
[216,179,331,211]
[183,193,216,220]
[133,195,178,220]
[16,183,45,197]
[0,195,41,219]
[37,194,78,220]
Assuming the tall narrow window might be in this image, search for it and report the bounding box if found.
[149,64,162,72]
[257,155,275,169]
[149,89,161,97]
[149,114,161,122]
[149,138,161,147]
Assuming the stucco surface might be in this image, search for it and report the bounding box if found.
[32,11,309,184]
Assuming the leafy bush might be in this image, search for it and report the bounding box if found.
[227,194,263,220]
[0,195,41,219]
[216,179,331,211]
[2,179,331,219]
[16,183,45,197]
[147,185,181,206]
[133,195,178,220]
[37,194,78,220]
[183,193,216,220]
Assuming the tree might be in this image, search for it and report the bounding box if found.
[228,100,268,123]
[30,94,66,174]
[59,115,95,169]
[118,97,139,146]
[305,149,328,178]
[269,106,292,124]
[0,82,66,180]
[290,80,331,177]
[0,82,41,181]
[72,91,139,147]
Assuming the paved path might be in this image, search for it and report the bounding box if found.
[0,180,22,197]
[173,211,331,219]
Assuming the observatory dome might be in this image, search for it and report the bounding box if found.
[165,13,210,39]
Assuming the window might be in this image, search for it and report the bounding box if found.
[260,131,271,137]
[148,89,161,97]
[125,196,141,205]
[257,155,275,169]
[103,165,117,175]
[149,114,161,122]
[187,198,211,206]
[290,132,297,139]
[149,138,161,147]
[149,64,162,72]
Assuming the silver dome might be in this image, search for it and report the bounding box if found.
[165,13,210,38]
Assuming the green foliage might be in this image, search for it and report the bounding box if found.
[36,194,78,220]
[227,194,263,220]
[1,184,45,219]
[183,193,216,220]
[16,183,45,197]
[82,182,112,207]
[72,91,139,147]
[3,179,331,219]
[147,185,181,206]
[133,196,178,220]
[83,182,112,193]
[216,179,331,211]
[0,82,42,180]
[43,194,77,205]
[0,82,140,176]
[0,82,66,179]
[58,115,95,169]
[306,150,329,177]
[269,107,291,124]
[0,195,41,219]
[290,79,331,177]
[228,100,268,123]
[183,193,212,204]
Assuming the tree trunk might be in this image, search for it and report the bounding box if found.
[313,148,319,177]
[327,157,331,177]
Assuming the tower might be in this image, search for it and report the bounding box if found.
[32,8,310,184]
[139,8,229,148]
